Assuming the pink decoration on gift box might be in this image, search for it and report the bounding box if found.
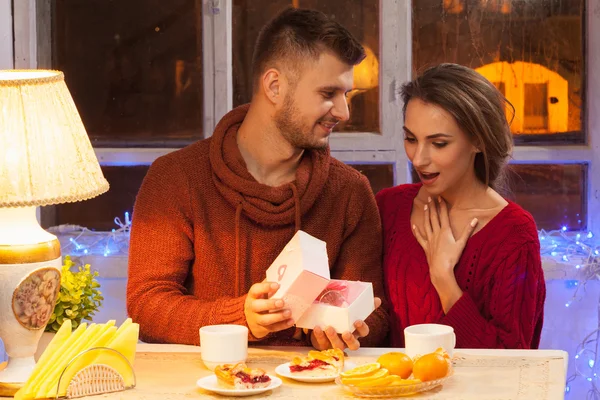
[317,281,350,307]
[297,279,374,333]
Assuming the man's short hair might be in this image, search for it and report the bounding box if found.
[251,7,365,93]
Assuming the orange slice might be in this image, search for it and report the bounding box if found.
[340,363,381,379]
[341,367,389,385]
[354,374,396,387]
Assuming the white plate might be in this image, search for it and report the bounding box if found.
[275,361,357,383]
[196,374,282,397]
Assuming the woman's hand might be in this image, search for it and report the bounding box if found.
[413,197,477,312]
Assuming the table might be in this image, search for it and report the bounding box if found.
[87,344,567,400]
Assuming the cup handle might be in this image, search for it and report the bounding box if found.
[452,332,456,350]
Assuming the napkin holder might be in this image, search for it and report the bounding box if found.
[54,347,136,399]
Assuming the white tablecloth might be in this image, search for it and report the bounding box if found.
[92,344,568,400]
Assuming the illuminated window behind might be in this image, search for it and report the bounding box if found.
[413,0,584,143]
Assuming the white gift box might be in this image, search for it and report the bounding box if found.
[265,230,375,334]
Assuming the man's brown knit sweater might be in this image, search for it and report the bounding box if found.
[127,105,389,347]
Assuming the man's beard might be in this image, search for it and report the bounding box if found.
[274,94,329,150]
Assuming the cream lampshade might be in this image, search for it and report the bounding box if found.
[0,70,109,393]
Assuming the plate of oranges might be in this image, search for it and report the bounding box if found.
[335,348,453,397]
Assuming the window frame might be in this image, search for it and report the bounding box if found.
[8,0,600,232]
[0,0,12,69]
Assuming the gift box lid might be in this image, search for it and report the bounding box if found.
[266,230,330,283]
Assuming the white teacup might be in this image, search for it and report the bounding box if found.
[404,323,455,359]
[199,324,248,371]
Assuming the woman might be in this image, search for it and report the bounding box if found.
[376,64,545,349]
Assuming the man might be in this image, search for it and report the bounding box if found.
[127,7,389,350]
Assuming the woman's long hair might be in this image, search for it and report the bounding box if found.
[402,63,515,196]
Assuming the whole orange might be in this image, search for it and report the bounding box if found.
[412,352,449,382]
[376,352,413,379]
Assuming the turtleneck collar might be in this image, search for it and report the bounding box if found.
[209,104,330,228]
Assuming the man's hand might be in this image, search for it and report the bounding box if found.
[244,282,294,339]
[310,297,382,350]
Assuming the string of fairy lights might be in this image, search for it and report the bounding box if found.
[50,215,600,396]
[48,212,132,258]
[539,227,600,398]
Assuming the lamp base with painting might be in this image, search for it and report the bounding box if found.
[0,207,62,394]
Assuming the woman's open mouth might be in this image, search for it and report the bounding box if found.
[418,171,440,185]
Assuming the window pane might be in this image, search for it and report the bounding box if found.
[349,164,394,194]
[232,2,380,133]
[509,164,586,230]
[41,166,149,231]
[412,0,584,144]
[53,0,203,146]
[523,83,549,130]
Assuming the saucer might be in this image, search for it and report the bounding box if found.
[197,375,282,397]
[275,361,356,383]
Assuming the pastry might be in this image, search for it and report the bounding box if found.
[214,362,271,389]
[289,348,345,376]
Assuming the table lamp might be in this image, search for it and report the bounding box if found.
[0,70,109,394]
